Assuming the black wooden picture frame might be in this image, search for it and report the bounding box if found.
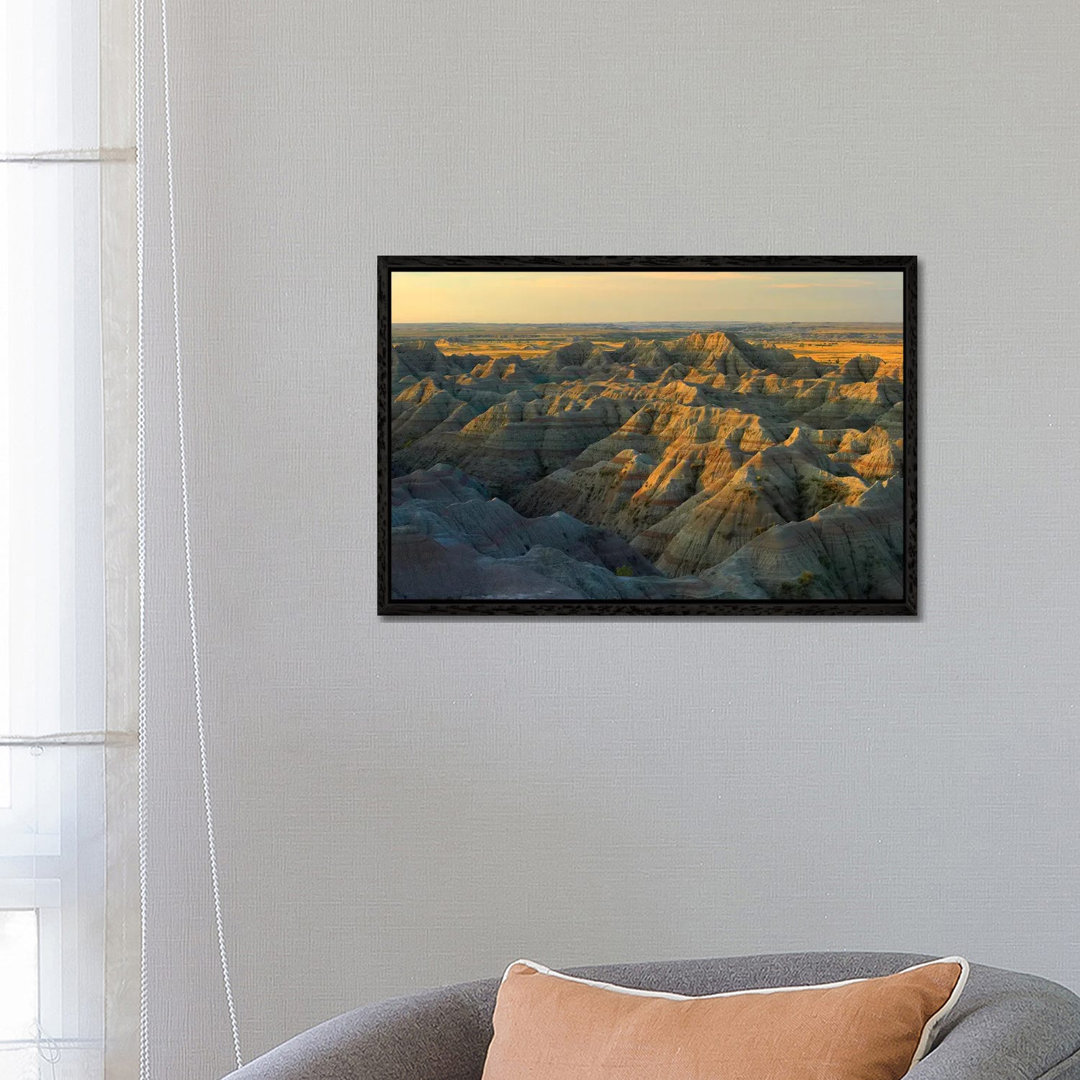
[378,255,916,616]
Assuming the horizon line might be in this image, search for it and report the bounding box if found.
[391,320,903,327]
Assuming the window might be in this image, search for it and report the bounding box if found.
[2,2,114,1077]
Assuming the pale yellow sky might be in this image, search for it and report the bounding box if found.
[391,270,903,324]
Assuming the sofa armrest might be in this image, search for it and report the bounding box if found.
[909,968,1080,1080]
[221,980,495,1080]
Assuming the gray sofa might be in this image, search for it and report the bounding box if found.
[224,952,1080,1079]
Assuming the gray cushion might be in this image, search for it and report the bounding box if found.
[223,952,1080,1079]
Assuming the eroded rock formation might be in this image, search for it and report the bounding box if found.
[389,330,904,601]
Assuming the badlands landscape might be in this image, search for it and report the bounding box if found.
[388,323,905,602]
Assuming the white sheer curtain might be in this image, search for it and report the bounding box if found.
[1,2,137,1078]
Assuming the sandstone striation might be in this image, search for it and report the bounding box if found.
[700,478,905,600]
[390,464,726,601]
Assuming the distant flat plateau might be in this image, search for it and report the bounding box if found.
[392,322,902,365]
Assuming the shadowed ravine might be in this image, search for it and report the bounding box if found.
[389,326,904,601]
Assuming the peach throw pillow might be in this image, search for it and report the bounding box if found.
[481,957,968,1080]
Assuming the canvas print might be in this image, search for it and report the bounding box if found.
[379,257,915,616]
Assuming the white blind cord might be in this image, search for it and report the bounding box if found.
[134,0,244,1070]
[159,0,244,1065]
[134,0,151,1074]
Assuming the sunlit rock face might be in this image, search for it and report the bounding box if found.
[389,327,905,601]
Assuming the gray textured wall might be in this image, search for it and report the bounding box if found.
[140,1,1080,1076]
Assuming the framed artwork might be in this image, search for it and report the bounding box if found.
[378,256,916,616]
